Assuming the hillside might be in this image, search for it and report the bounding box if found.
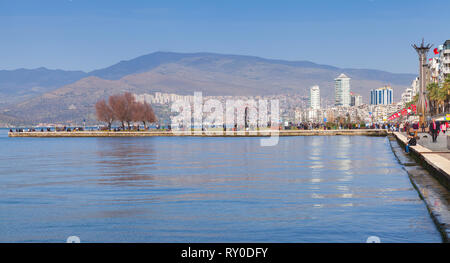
[0,67,87,107]
[0,52,416,125]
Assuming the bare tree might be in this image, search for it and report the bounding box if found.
[141,102,157,129]
[123,92,136,130]
[132,102,157,129]
[109,94,128,129]
[95,99,114,130]
[98,92,157,130]
[131,102,144,128]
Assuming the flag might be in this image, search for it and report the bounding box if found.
[434,48,439,55]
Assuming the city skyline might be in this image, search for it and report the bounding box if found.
[2,1,450,248]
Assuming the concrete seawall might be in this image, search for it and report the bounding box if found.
[392,132,450,242]
[393,132,450,190]
[8,129,388,137]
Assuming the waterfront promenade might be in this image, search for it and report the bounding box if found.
[395,132,450,189]
[407,131,450,159]
[8,129,388,137]
[393,132,450,241]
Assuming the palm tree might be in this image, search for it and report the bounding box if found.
[427,83,441,115]
[444,76,450,112]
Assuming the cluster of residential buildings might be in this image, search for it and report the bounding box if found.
[301,71,398,124]
[135,40,450,126]
[135,92,195,104]
[135,76,400,125]
[430,40,450,85]
[401,39,450,105]
[304,39,450,124]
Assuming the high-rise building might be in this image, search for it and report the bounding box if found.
[370,86,393,105]
[335,74,351,107]
[309,85,320,109]
[350,92,363,107]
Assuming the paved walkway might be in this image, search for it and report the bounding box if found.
[402,131,450,160]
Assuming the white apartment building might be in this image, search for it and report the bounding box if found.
[309,85,321,109]
[401,87,414,105]
[335,73,351,107]
[350,92,363,107]
[411,77,419,95]
[439,40,450,84]
[135,92,194,105]
[428,57,440,84]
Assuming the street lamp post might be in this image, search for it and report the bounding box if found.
[412,38,432,128]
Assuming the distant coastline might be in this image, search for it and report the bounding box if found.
[8,129,389,137]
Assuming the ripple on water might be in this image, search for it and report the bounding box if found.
[0,134,442,242]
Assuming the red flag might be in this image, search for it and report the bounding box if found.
[434,48,439,55]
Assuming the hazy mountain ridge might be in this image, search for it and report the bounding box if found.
[0,51,416,125]
[0,67,87,106]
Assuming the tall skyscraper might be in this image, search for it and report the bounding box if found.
[309,85,320,109]
[370,85,393,105]
[335,73,351,107]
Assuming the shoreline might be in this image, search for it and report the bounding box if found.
[391,132,450,242]
[8,129,389,137]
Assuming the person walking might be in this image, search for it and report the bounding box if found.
[429,118,440,143]
[421,122,425,133]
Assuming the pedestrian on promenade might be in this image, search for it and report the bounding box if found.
[441,123,446,134]
[421,122,425,133]
[429,118,440,143]
[405,133,417,153]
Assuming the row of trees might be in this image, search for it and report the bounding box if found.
[406,76,450,115]
[426,76,450,115]
[95,92,157,130]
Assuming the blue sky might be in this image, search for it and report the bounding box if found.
[0,0,448,73]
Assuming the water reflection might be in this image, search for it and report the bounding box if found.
[95,138,156,186]
[0,135,443,242]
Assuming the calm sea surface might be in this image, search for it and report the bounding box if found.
[0,129,441,242]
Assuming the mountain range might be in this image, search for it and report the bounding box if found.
[0,51,416,126]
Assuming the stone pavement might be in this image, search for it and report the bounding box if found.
[402,131,450,160]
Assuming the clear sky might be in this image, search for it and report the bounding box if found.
[0,0,449,73]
